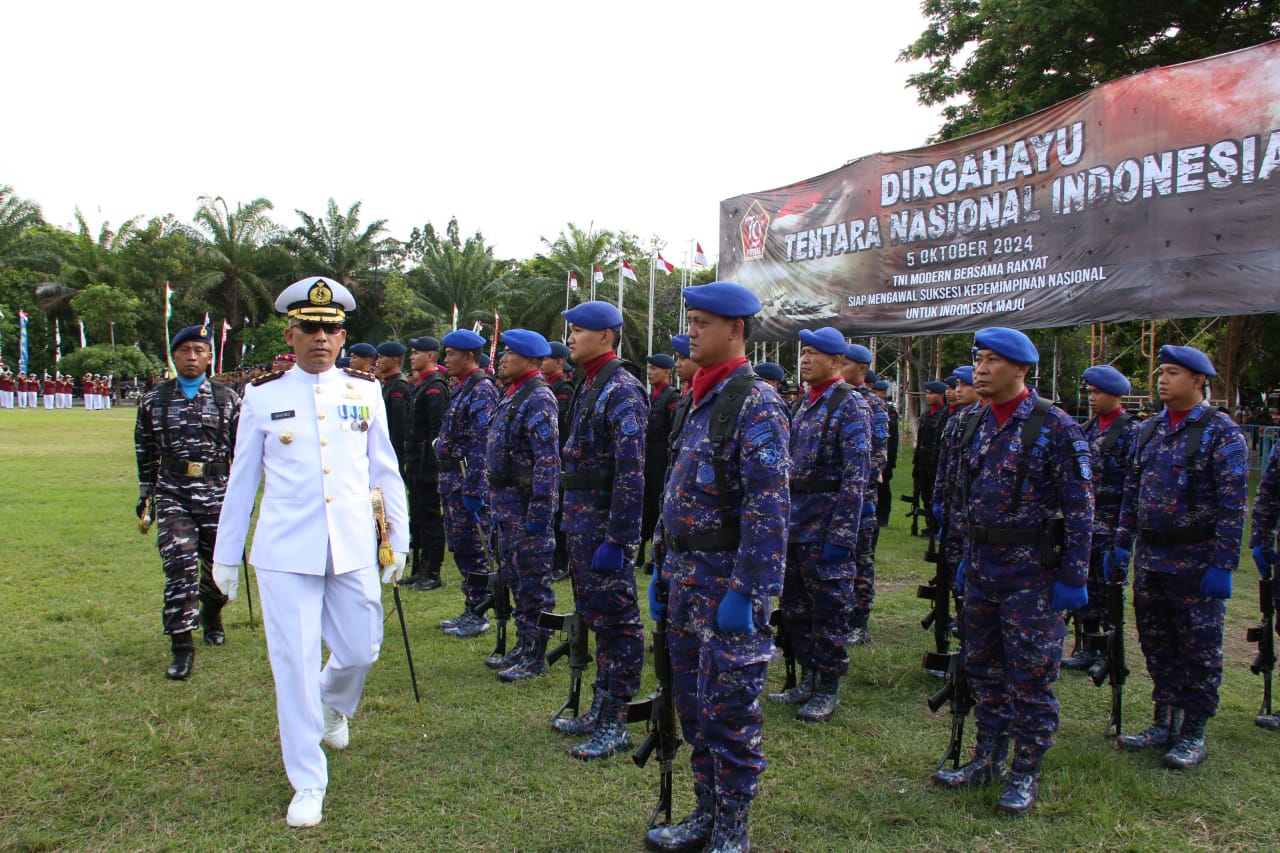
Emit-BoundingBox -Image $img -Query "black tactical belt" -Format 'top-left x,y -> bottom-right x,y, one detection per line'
159,458 -> 229,477
790,478 -> 839,494
437,458 -> 463,472
970,526 -> 1043,546
488,470 -> 533,490
1140,525 -> 1215,546
666,525 -> 741,554
1095,495 -> 1123,506
562,472 -> 614,491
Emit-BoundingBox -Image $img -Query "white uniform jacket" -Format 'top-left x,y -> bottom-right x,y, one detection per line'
214,366 -> 409,575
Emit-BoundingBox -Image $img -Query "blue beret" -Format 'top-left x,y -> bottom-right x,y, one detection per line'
170,325 -> 211,352
376,341 -> 407,357
335,357 -> 351,368
547,341 -> 571,360
442,329 -> 486,351
563,300 -> 623,330
924,380 -> 948,394
409,336 -> 440,352
873,380 -> 890,391
683,281 -> 762,317
866,370 -> 878,383
1082,364 -> 1131,395
670,334 -> 691,358
755,362 -> 785,381
349,342 -> 378,358
478,353 -> 491,368
646,354 -> 675,369
973,327 -> 1039,364
798,326 -> 846,356
845,344 -> 873,364
944,376 -> 959,389
1158,344 -> 1216,377
500,329 -> 551,359
953,366 -> 974,386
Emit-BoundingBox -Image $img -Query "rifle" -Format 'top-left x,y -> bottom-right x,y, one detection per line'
468,513 -> 509,665
541,604 -> 590,722
1084,574 -> 1128,738
1247,577 -> 1279,730
924,601 -> 973,770
768,607 -> 796,692
899,492 -> 927,538
626,597 -> 681,830
916,533 -> 951,657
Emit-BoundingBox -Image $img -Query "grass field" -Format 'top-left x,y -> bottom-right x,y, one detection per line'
1,406 -> 1277,852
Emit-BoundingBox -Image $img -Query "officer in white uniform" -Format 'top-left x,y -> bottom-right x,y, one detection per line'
212,276 -> 409,828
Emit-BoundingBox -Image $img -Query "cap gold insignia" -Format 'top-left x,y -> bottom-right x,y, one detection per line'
200,328 -> 208,337
309,280 -> 333,306
280,429 -> 294,445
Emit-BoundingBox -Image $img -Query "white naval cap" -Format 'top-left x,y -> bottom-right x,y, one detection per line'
274,276 -> 356,322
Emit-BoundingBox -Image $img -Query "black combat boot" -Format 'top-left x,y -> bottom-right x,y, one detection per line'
440,606 -> 471,630
796,673 -> 841,722
166,632 -> 195,681
645,782 -> 715,851
995,743 -> 1043,815
417,564 -> 443,591
445,609 -> 491,638
704,796 -> 750,853
932,730 -> 1009,788
200,604 -> 226,646
766,668 -> 814,705
570,695 -> 632,760
849,614 -> 871,646
1162,715 -> 1208,770
498,636 -> 547,682
486,632 -> 527,670
553,690 -> 604,736
1117,703 -> 1179,750
1062,619 -> 1100,670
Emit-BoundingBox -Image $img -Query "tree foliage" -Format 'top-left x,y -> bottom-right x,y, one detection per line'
57,343 -> 163,380
70,284 -> 142,345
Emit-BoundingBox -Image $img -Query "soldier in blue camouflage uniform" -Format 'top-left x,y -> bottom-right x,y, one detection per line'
134,325 -> 240,680
931,368 -> 983,590
556,300 -> 647,760
932,328 -> 1093,816
769,326 -> 869,723
1251,440 -> 1280,624
1062,365 -> 1140,671
841,344 -> 888,644
648,282 -> 790,853
1112,345 -> 1248,768
638,353 -> 680,570
485,330 -> 561,681
435,329 -> 500,638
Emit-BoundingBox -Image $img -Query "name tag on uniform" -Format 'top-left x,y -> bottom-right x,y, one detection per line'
271,410 -> 296,420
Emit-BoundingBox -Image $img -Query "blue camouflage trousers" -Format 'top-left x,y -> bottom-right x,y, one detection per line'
668,582 -> 771,802
780,542 -> 854,675
567,533 -> 643,700
156,493 -> 227,635
441,491 -> 491,608
963,578 -> 1065,749
852,514 -> 879,622
493,513 -> 555,640
1133,569 -> 1225,718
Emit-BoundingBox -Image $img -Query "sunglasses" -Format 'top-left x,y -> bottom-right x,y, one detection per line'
296,321 -> 344,335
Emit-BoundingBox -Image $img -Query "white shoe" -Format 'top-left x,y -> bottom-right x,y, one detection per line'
322,704 -> 349,750
286,788 -> 325,827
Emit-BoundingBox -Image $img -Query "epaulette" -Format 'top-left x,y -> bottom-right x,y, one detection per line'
251,370 -> 288,386
343,367 -> 379,382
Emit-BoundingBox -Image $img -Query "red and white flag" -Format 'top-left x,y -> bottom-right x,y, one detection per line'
568,272 -> 579,290
620,261 -> 638,282
593,266 -> 605,284
694,242 -> 708,267
655,253 -> 674,275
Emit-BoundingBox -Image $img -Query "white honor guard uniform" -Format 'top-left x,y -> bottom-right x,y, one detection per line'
213,276 -> 408,827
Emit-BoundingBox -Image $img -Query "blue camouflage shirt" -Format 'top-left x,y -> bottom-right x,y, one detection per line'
436,370 -> 499,498
787,381 -> 870,547
485,376 -> 561,532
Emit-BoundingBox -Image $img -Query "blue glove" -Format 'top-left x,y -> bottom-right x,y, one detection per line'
648,570 -> 667,621
1200,567 -> 1233,599
861,502 -> 877,518
821,543 -> 852,563
716,588 -> 755,633
932,503 -> 944,526
1110,545 -> 1131,575
590,542 -> 626,573
461,494 -> 484,513
1253,545 -> 1276,580
1102,551 -> 1127,582
1050,581 -> 1088,611
525,520 -> 548,535
955,560 -> 967,595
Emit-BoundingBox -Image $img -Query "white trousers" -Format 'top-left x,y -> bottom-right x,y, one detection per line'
255,559 -> 383,792
0,391 -> 11,408
43,394 -> 53,410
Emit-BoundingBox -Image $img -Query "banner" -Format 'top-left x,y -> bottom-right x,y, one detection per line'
719,40 -> 1280,339
18,310 -> 28,374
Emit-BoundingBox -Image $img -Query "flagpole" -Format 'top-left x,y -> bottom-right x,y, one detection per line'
647,252 -> 656,363
617,265 -> 625,360
564,271 -> 573,341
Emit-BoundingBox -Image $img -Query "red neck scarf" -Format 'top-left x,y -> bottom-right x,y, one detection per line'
505,368 -> 540,397
1096,407 -> 1122,432
582,350 -> 617,383
1167,407 -> 1193,430
543,371 -> 565,385
991,387 -> 1031,427
692,357 -> 749,405
930,402 -> 944,415
806,376 -> 841,406
650,381 -> 669,400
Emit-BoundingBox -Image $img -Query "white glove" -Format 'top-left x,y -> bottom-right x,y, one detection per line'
382,551 -> 408,584
213,562 -> 240,600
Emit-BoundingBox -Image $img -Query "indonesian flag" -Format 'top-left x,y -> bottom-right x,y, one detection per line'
694,242 -> 708,267
655,253 -> 674,275
569,272 -> 579,290
452,303 -> 459,330
593,266 -> 604,284
620,261 -> 637,282
203,311 -> 211,328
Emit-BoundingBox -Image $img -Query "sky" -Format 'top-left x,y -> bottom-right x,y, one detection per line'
4,0 -> 944,267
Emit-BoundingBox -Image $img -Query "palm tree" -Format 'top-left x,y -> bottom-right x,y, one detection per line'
285,198 -> 394,291
34,210 -> 138,319
0,185 -> 45,269
407,218 -> 514,333
187,196 -> 283,340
